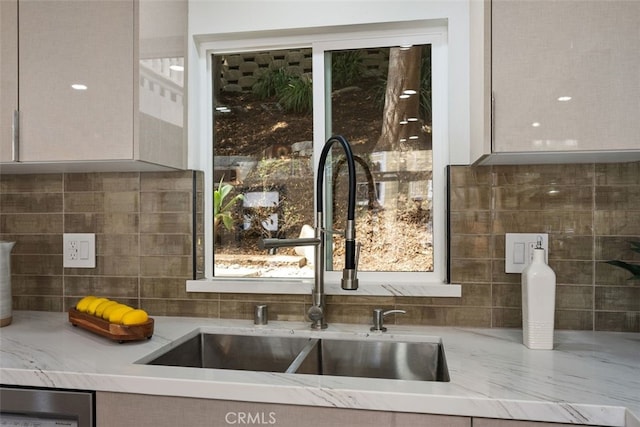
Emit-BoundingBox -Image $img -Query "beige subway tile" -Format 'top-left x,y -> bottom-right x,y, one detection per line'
141,299 -> 219,317
11,275 -> 63,296
595,186 -> 640,211
0,174 -> 63,193
549,235 -> 593,260
552,260 -> 593,285
595,311 -> 639,332
1,213 -> 63,234
493,164 -> 594,186
450,235 -> 491,259
140,277 -> 215,300
140,256 -> 191,278
400,305 -> 445,325
140,234 -> 191,256
493,211 -> 593,235
1,234 -> 61,255
596,261 -> 638,285
449,165 -> 492,187
555,310 -> 593,330
64,172 -> 139,192
220,300 -> 305,322
492,307 -> 521,328
222,293 -> 306,304
491,259 -> 521,284
140,213 -> 191,234
492,283 -> 521,308
13,295 -> 62,312
98,234 -> 138,256
595,286 -> 640,311
1,193 -> 62,213
450,186 -> 491,211
450,259 -> 491,283
64,213 -> 139,234
140,171 -> 194,191
556,285 -> 593,310
324,303 -> 382,325
325,295 -> 394,305
64,193 -> 105,212
494,186 -> 593,211
595,236 -> 640,261
449,211 -> 491,234
65,255 -> 139,277
12,254 -> 63,275
141,192 -> 192,213
594,211 -> 640,235
595,162 -> 640,185
64,276 -> 139,299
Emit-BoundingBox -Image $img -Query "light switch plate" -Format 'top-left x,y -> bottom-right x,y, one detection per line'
505,233 -> 548,273
63,233 -> 96,268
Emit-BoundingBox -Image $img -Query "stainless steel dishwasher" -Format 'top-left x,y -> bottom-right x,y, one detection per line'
0,385 -> 95,427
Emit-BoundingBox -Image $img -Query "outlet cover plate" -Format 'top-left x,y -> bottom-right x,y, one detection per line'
63,233 -> 96,268
505,233 -> 548,273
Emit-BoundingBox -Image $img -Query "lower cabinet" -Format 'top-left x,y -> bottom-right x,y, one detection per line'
473,418 -> 592,427
96,392 -> 471,427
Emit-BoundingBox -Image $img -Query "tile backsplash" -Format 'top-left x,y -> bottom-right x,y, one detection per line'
0,162 -> 638,332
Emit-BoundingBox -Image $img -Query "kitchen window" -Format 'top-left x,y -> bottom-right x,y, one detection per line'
189,22 -> 459,296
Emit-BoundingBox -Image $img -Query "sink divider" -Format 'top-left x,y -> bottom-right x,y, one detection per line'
285,338 -> 319,374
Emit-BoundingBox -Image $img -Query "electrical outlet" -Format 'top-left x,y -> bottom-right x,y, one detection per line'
505,233 -> 548,273
63,233 -> 95,268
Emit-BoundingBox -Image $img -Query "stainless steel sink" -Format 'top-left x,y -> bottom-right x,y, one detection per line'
294,338 -> 449,381
146,333 -> 314,372
142,333 -> 449,382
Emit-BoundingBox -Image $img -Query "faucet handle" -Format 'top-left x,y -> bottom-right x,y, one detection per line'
370,308 -> 406,332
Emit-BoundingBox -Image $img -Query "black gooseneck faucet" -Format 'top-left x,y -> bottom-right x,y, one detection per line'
261,135 -> 359,329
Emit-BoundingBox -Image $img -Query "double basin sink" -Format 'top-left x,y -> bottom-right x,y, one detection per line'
140,332 -> 450,382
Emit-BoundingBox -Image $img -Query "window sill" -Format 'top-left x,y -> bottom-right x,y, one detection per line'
186,279 -> 461,297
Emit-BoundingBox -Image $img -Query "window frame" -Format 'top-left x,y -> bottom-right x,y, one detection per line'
188,20 -> 461,297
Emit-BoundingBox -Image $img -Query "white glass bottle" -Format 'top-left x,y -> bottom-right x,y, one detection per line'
521,242 -> 556,349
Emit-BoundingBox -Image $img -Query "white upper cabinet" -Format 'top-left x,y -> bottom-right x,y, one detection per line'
0,0 -> 18,163
475,0 -> 640,164
1,0 -> 187,173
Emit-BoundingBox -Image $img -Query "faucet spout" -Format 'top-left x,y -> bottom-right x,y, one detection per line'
260,135 -> 359,330
317,135 -> 359,291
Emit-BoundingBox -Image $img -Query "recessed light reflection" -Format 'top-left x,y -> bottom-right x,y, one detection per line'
407,117 -> 418,122
400,119 -> 408,125
557,96 -> 572,102
399,94 -> 410,99
409,135 -> 419,140
169,65 -> 184,71
71,84 -> 87,90
403,89 -> 417,95
532,122 -> 541,127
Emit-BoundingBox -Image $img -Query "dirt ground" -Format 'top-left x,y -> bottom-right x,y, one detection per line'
214,78 -> 433,273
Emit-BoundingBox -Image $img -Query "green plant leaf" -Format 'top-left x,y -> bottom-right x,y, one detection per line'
222,214 -> 234,231
214,190 -> 222,215
605,260 -> 640,280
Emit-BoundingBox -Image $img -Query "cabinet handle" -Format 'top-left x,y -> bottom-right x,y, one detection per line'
12,110 -> 20,162
491,92 -> 495,151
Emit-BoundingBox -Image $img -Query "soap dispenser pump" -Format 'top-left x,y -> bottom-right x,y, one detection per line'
521,238 -> 556,350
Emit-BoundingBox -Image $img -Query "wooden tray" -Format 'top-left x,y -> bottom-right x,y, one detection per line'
68,308 -> 154,343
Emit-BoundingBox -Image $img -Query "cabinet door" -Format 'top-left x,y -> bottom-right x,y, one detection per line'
0,0 -> 17,163
492,0 -> 640,153
18,0 -> 134,162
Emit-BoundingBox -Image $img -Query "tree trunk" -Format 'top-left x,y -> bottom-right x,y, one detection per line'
375,46 -> 423,152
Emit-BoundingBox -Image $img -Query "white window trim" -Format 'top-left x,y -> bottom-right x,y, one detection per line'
187,21 -> 461,297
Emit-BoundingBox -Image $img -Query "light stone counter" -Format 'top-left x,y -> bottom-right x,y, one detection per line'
1,311 -> 638,426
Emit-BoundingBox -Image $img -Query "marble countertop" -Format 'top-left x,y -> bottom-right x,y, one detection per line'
1,311 -> 638,426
